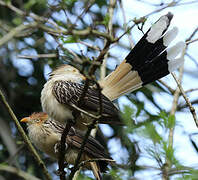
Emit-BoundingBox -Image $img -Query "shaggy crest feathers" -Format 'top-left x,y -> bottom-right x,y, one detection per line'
30,112 -> 48,122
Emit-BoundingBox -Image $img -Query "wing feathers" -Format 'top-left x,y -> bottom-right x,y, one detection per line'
66,127 -> 112,173
52,81 -> 121,123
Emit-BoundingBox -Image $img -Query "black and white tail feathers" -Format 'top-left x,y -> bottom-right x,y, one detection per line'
100,12 -> 185,101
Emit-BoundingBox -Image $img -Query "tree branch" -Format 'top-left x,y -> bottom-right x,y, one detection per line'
0,89 -> 52,180
172,72 -> 198,127
0,164 -> 41,180
0,22 -> 37,47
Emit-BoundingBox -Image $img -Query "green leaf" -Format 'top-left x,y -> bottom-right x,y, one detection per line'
142,123 -> 162,144
24,0 -> 46,10
63,0 -> 77,8
61,36 -> 78,43
95,0 -> 107,8
108,168 -> 123,180
121,105 -> 135,127
168,115 -> 176,129
162,141 -> 179,166
12,17 -> 22,25
24,0 -> 37,10
159,111 -> 176,129
103,13 -> 110,26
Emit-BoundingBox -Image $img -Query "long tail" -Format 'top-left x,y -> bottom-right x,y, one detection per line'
90,161 -> 102,180
100,12 -> 185,101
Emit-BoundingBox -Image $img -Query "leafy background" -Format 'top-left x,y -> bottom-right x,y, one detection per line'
0,0 -> 198,179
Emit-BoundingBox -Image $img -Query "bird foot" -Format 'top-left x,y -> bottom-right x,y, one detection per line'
54,163 -> 68,176
54,142 -> 68,154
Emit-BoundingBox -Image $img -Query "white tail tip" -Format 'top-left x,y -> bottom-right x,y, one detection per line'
167,41 -> 186,60
163,27 -> 179,46
146,14 -> 171,43
168,57 -> 184,72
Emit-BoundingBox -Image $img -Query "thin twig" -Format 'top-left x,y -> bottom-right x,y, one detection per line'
186,38 -> 198,45
0,89 -> 52,180
0,1 -> 115,42
78,41 -> 100,51
73,0 -> 96,25
0,0 -> 59,29
178,99 -> 198,110
0,22 -> 37,47
158,80 -> 175,94
77,158 -> 115,169
172,72 -> 198,128
186,27 -> 198,42
185,53 -> 198,68
70,104 -> 100,119
68,81 -> 102,180
69,34 -> 110,180
5,145 -> 24,166
68,117 -> 100,180
100,0 -> 116,81
42,25 -> 114,42
185,88 -> 198,94
18,54 -> 57,59
144,1 -> 178,17
58,120 -> 74,180
0,164 -> 41,180
54,38 -> 83,64
119,0 -> 134,48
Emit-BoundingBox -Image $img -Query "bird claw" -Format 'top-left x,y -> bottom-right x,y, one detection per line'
54,169 -> 65,176
54,142 -> 68,154
54,143 -> 59,154
54,163 -> 68,176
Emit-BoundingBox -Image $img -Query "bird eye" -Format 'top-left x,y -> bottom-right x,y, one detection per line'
35,119 -> 40,123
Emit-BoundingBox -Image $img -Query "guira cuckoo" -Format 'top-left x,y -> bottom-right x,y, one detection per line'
21,112 -> 113,180
41,13 -> 185,130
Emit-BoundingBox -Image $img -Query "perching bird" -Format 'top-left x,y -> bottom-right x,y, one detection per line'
41,13 -> 185,130
21,112 -> 113,180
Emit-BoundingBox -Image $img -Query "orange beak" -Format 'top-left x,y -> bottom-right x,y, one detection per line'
20,117 -> 29,123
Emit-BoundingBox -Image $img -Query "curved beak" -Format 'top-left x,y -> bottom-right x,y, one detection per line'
20,117 -> 29,123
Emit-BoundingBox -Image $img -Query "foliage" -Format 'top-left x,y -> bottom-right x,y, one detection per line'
0,0 -> 198,179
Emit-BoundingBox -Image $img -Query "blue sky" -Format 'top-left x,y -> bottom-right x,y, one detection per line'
14,0 -> 198,179
118,1 -> 198,179
44,1 -> 198,179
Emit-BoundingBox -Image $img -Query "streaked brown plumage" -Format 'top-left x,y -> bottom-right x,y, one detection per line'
21,112 -> 113,180
41,13 -> 185,131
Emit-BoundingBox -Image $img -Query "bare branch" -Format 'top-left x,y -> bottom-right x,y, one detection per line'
0,22 -> 37,47
158,80 -> 175,94
18,54 -> 57,59
0,164 -> 41,180
163,60 -> 185,180
57,120 -> 74,180
78,41 -> 100,51
68,117 -> 100,180
186,27 -> 198,42
0,89 -> 52,180
186,38 -> 198,45
172,72 -> 198,128
119,0 -> 135,48
185,88 -> 198,94
78,158 -> 115,169
0,117 -> 18,167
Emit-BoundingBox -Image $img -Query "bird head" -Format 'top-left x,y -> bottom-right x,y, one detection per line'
49,65 -> 86,82
21,112 -> 48,125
